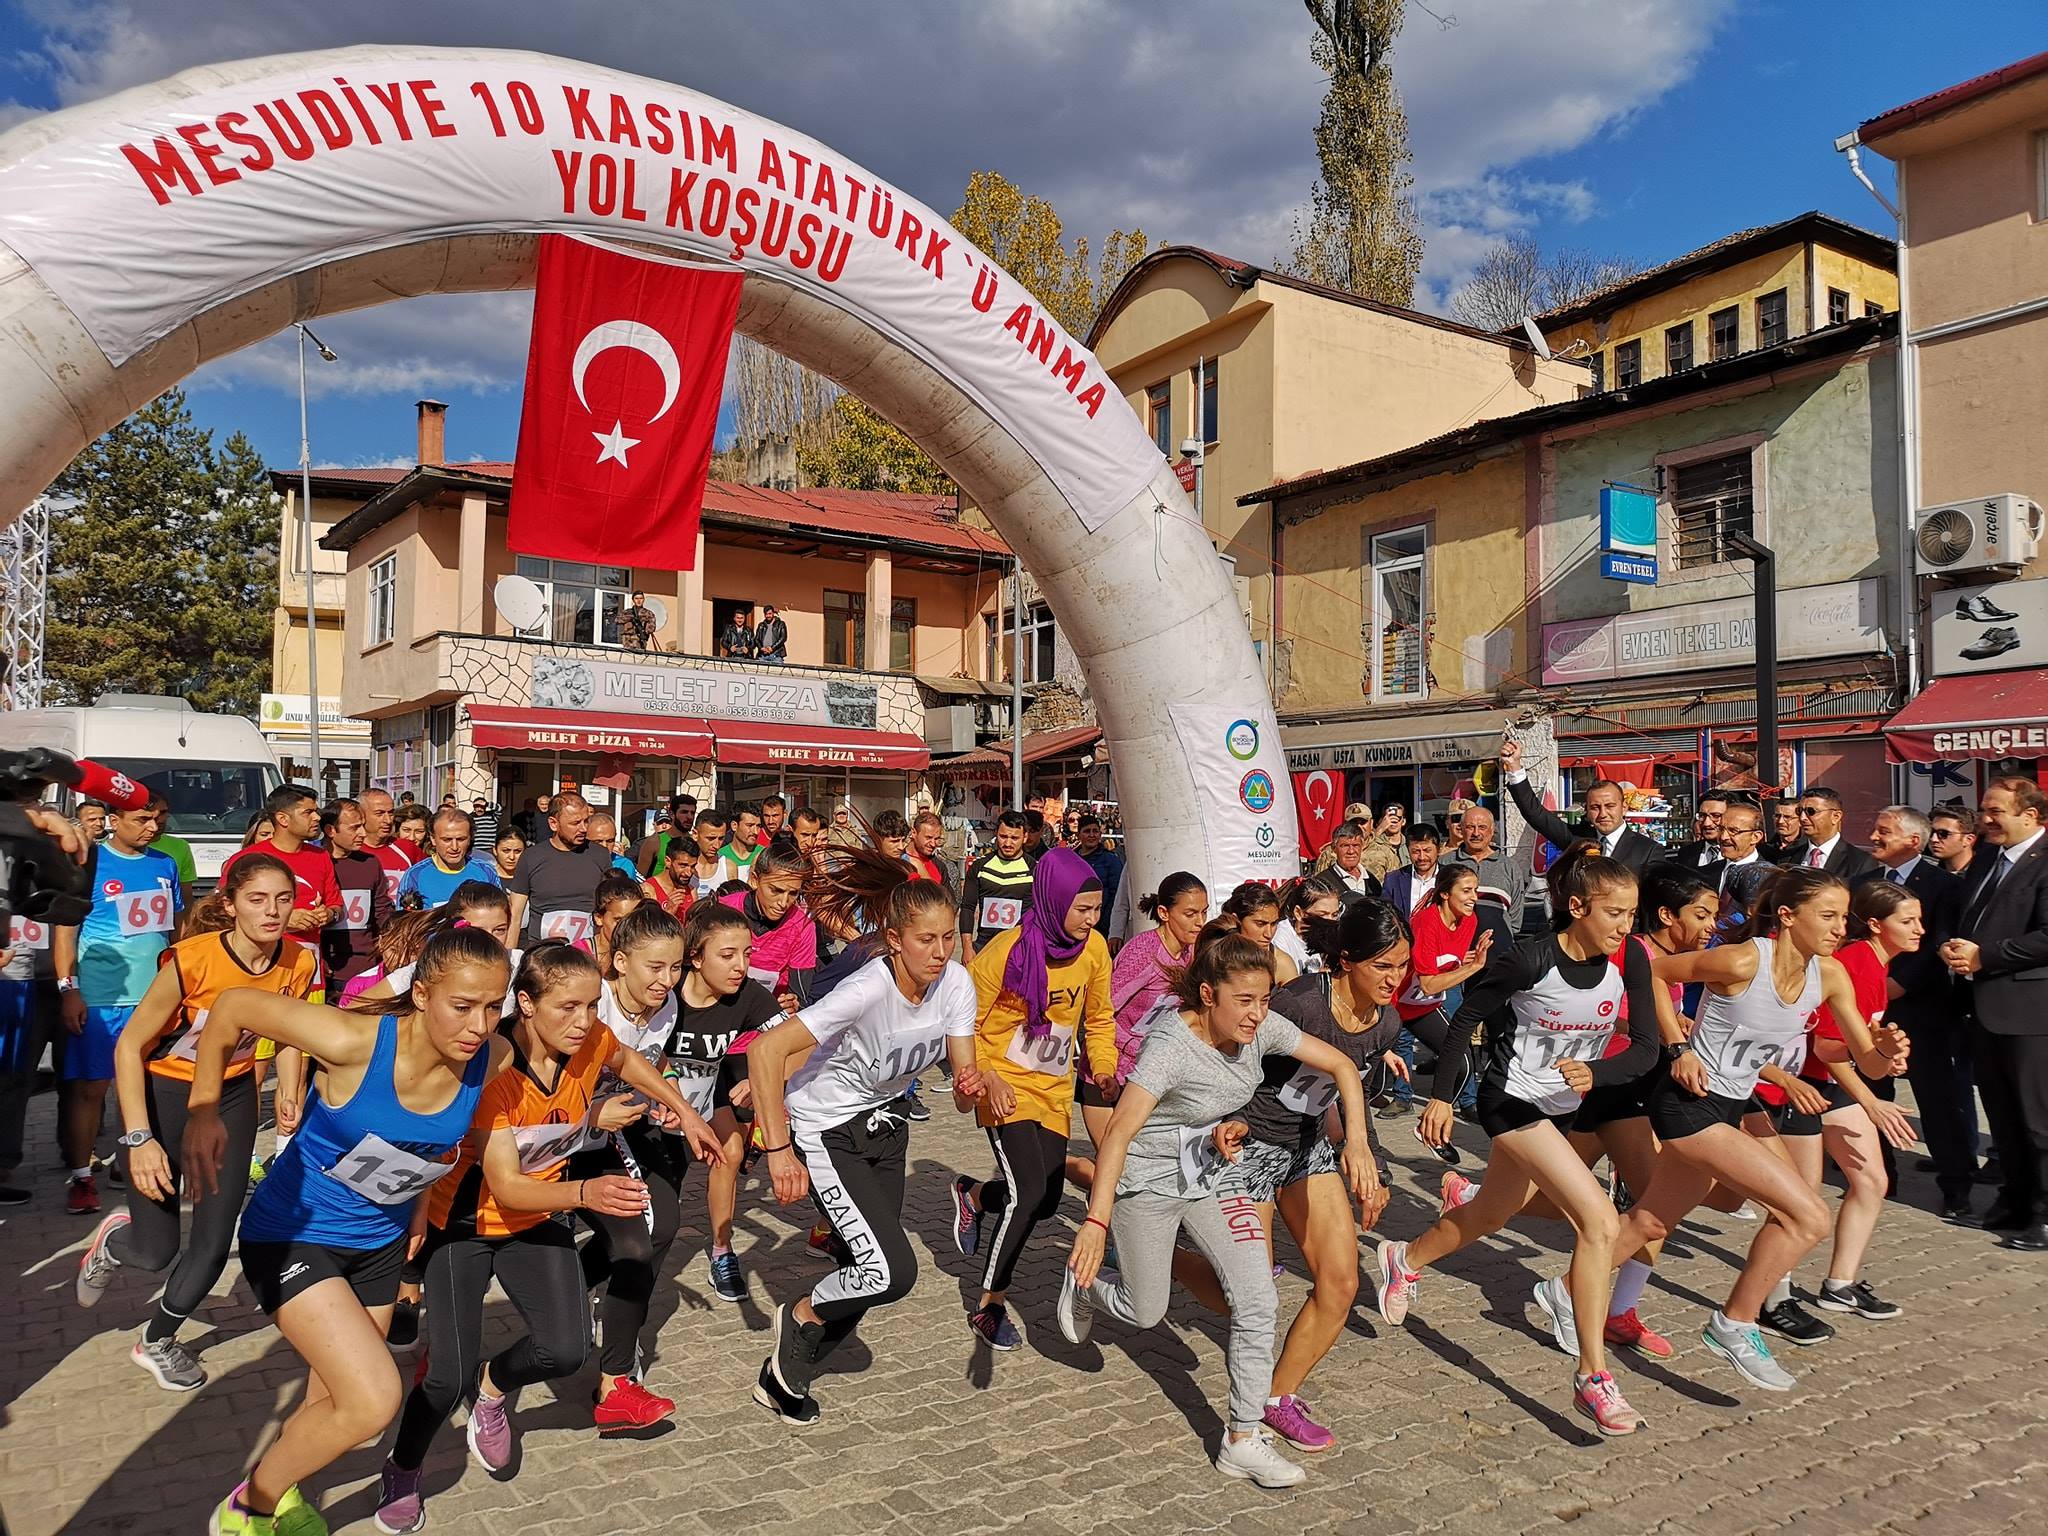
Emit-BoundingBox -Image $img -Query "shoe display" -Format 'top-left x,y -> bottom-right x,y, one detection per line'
1960,626 -> 2020,660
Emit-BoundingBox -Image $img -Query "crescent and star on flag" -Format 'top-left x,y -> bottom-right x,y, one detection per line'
572,318 -> 682,468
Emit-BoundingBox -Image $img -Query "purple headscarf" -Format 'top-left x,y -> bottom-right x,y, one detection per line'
1002,845 -> 1101,1039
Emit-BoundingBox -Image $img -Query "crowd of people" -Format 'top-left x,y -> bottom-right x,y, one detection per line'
0,735 -> 2042,1527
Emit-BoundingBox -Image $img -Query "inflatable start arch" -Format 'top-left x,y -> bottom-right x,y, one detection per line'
0,46 -> 1296,897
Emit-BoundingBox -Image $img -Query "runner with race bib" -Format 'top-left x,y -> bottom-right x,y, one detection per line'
958,810 -> 1034,960
1374,847 -> 1660,1438
1058,930 -> 1375,1490
180,924 -> 510,1536
719,840 -> 817,1007
75,856 -> 316,1393
375,943 -> 718,1532
321,799 -> 397,994
506,791 -> 613,946
947,848 -> 1113,1352
747,844 -> 981,1428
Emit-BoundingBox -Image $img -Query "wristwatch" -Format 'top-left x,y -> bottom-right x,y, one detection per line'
118,1129 -> 155,1149
56,976 -> 79,993
1661,1041 -> 1694,1064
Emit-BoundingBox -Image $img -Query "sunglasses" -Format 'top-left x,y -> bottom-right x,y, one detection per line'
1796,807 -> 1825,817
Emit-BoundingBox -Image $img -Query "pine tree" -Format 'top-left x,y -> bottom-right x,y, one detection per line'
185,431 -> 280,715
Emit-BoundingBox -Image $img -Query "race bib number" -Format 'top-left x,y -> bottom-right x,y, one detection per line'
978,896 -> 1023,933
668,1065 -> 718,1118
539,910 -> 594,946
746,965 -> 781,992
510,1107 -> 605,1174
1276,1063 -> 1340,1118
116,887 -> 176,934
7,915 -> 50,951
382,869 -> 403,902
1178,1121 -> 1230,1194
322,1133 -> 459,1205
337,889 -> 372,931
1004,1021 -> 1076,1078
1516,1028 -> 1611,1075
163,1008 -> 260,1068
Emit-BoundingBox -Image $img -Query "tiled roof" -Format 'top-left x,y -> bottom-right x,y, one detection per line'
1860,50 -> 2048,144
267,465 -> 413,492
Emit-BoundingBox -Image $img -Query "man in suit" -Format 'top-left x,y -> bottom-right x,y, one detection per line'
1940,776 -> 2048,1251
1324,820 -> 1384,907
1928,804 -> 1979,875
1498,735 -> 1662,874
1707,800 -> 1770,898
1383,823 -> 1443,924
1793,785 -> 1881,884
1870,804 -> 1976,1220
1766,798 -> 1810,866
1663,790 -> 1731,871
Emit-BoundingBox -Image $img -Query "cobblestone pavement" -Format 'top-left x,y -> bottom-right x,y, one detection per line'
2,1078 -> 2044,1536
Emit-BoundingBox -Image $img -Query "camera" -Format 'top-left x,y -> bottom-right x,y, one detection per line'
0,748 -> 98,941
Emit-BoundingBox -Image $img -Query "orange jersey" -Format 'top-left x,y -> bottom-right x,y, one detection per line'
147,932 -> 319,1083
429,1023 -> 620,1240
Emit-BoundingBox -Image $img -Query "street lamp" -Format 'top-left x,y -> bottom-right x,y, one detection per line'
295,322 -> 338,793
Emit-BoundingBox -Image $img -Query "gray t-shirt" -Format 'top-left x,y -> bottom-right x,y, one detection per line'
1121,999 -> 1302,1198
508,839 -> 616,941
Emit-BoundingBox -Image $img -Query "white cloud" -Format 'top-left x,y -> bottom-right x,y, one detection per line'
190,293 -> 535,397
0,100 -> 43,133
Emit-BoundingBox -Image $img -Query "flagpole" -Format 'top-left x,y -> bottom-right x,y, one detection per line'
1010,561 -> 1024,812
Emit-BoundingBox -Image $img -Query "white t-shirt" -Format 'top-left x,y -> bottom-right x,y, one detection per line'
784,956 -> 975,1137
598,978 -> 677,1068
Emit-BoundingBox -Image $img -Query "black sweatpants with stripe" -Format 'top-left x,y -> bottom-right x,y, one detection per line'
799,1107 -> 916,1362
976,1119 -> 1069,1294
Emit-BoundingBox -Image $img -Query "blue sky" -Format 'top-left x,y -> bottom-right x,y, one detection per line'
1,0 -> 2042,475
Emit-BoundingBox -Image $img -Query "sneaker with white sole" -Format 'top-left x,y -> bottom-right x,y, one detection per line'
1574,1370 -> 1644,1436
132,1333 -> 205,1391
951,1175 -> 982,1258
1531,1276 -> 1578,1356
76,1209 -> 129,1307
1214,1428 -> 1306,1488
1056,1266 -> 1094,1345
1439,1170 -> 1476,1214
1373,1240 -> 1418,1326
1815,1278 -> 1900,1320
1703,1315 -> 1797,1391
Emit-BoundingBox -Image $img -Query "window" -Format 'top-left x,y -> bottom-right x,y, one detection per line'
1756,288 -> 1788,348
824,589 -> 863,668
1665,322 -> 1694,374
889,597 -> 915,671
1367,526 -> 1427,700
1588,351 -> 1604,392
988,601 -> 1058,685
514,555 -> 632,646
1865,299 -> 1884,318
1146,381 -> 1172,456
1828,287 -> 1850,326
1670,451 -> 1755,569
1614,339 -> 1643,389
1709,306 -> 1739,360
1196,358 -> 1219,443
367,553 -> 396,646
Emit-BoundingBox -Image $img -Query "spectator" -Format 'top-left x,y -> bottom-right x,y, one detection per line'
753,603 -> 788,663
873,808 -> 913,869
634,792 -> 698,875
1021,809 -> 1049,862
718,609 -> 756,658
723,802 -> 764,883
586,811 -> 642,877
1441,802 -> 1531,955
74,798 -> 108,844
1074,814 -> 1124,930
1767,797 -> 1810,866
619,590 -> 659,651
1666,790 -> 1731,871
1324,821 -> 1382,905
758,794 -> 788,844
1359,800 -> 1409,881
1929,805 -> 1979,875
1383,823 -> 1442,920
396,803 -> 431,851
468,795 -> 500,853
1711,801 -> 1768,897
826,802 -> 860,848
1795,785 -> 1881,883
906,809 -> 956,887
1499,735 -> 1661,873
144,794 -> 197,907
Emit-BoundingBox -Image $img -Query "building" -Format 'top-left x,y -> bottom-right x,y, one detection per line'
320,404 -> 1019,836
1850,53 -> 2048,798
1532,211 -> 1898,394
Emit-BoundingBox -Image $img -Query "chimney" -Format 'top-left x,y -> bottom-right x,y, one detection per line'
416,399 -> 448,466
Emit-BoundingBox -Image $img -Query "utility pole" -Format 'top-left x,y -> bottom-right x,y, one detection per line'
295,323 -> 339,789
1010,562 -> 1025,811
1728,532 -> 1778,798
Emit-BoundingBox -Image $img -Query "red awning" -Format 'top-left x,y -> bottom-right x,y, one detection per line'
1885,668 -> 2048,763
927,725 -> 1104,780
712,721 -> 931,770
467,705 -> 714,758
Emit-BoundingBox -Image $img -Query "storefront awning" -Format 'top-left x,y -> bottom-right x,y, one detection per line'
927,725 -> 1103,780
467,706 -> 714,758
1885,669 -> 2048,763
712,721 -> 932,770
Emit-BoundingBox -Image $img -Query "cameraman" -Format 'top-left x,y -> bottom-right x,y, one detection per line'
0,804 -> 93,1207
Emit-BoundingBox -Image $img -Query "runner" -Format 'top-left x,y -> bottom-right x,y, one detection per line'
948,847 -> 1113,1349
1272,873 -> 1344,978
640,840 -> 696,919
588,872 -> 644,972
723,802 -> 764,885
1219,881 -> 1300,985
585,812 -> 642,878
1374,847 -> 1661,1435
395,809 -> 500,910
871,810 -> 914,871
959,811 -> 1035,962
1388,864 -> 1493,1120
396,804 -> 432,853
52,800 -> 184,1214
75,855 -> 317,1390
184,923 -> 511,1536
359,788 -> 420,906
490,826 -> 525,885
720,840 -> 816,1008
683,808 -> 740,901
322,799 -> 397,994
906,810 -> 953,887
1058,931 -> 1377,1488
1109,872 -> 1210,1093
374,942 -> 717,1532
506,792 -> 613,947
1596,868 -> 1908,1393
748,843 -> 982,1426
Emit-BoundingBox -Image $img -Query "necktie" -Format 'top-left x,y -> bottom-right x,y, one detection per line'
1962,855 -> 2007,935
1807,845 -> 1825,869
1890,866 -> 1907,886
1602,832 -> 1616,857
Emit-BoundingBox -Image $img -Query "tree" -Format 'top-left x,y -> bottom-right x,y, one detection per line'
45,389 -> 279,715
797,395 -> 954,494
1448,234 -> 1641,331
1281,0 -> 1425,305
715,337 -> 839,487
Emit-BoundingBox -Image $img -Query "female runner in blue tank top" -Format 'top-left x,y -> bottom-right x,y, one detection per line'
180,924 -> 514,1536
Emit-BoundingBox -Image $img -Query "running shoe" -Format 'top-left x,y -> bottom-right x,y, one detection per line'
466,1389 -> 514,1471
372,1459 -> 424,1535
1757,1298 -> 1835,1347
132,1333 -> 205,1392
209,1483 -> 275,1535
1703,1316 -> 1797,1391
593,1377 -> 674,1430
0,1182 -> 30,1205
65,1174 -> 99,1216
968,1303 -> 1021,1350
272,1485 -> 327,1536
1727,1201 -> 1760,1221
901,1080 -> 932,1122
1213,1428 -> 1306,1488
1604,1309 -> 1674,1359
385,1297 -> 420,1348
1374,1099 -> 1412,1119
708,1250 -> 746,1303
247,1155 -> 267,1188
1573,1371 -> 1644,1436
807,1224 -> 851,1266
1056,1266 -> 1095,1345
1412,1123 -> 1460,1166
1531,1276 -> 1577,1356
1373,1240 -> 1418,1326
76,1208 -> 129,1307
1439,1170 -> 1476,1215
768,1299 -> 825,1402
752,1359 -> 821,1426
1262,1394 -> 1334,1453
951,1175 -> 983,1257
1815,1279 -> 1901,1320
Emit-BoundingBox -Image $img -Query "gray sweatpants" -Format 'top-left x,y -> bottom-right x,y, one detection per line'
1088,1187 -> 1277,1433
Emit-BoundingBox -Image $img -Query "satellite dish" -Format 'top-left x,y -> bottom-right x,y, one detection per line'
643,594 -> 670,630
1520,316 -> 1554,361
494,574 -> 548,632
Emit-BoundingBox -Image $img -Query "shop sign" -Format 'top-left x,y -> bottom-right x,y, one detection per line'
1541,578 -> 1882,685
529,653 -> 878,728
1285,730 -> 1499,772
1598,486 -> 1658,586
260,693 -> 370,738
1927,575 -> 2048,678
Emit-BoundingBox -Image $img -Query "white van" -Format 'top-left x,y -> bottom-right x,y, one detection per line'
0,694 -> 282,884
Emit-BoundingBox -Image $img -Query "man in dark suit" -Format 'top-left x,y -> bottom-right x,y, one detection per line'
1382,823 -> 1443,925
1792,785 -> 1881,884
1497,736 -> 1662,875
1870,804 -> 1977,1220
1940,776 -> 2048,1251
1663,789 -> 1731,872
1765,798 -> 1810,866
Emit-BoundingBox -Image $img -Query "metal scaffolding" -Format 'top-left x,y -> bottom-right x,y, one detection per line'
1,497 -> 50,710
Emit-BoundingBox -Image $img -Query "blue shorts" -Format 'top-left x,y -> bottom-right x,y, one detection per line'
61,1004 -> 130,1081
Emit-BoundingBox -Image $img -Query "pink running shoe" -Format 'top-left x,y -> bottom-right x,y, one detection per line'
466,1389 -> 513,1471
1374,1240 -> 1418,1326
1262,1394 -> 1334,1452
1440,1170 -> 1476,1214
1574,1370 -> 1644,1436
1605,1308 -> 1675,1359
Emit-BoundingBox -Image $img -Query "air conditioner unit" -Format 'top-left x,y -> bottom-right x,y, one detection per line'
1915,494 -> 2043,578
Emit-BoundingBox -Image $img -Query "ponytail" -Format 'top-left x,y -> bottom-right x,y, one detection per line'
1137,870 -> 1207,922
1169,929 -> 1275,1012
1301,896 -> 1407,973
512,938 -> 602,1014
1544,842 -> 1636,930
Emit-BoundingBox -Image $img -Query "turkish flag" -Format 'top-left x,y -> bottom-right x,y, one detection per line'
507,235 -> 742,571
1293,770 -> 1343,859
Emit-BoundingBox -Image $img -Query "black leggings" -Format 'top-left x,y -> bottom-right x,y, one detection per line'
569,1132 -> 683,1379
976,1120 -> 1068,1295
799,1107 -> 916,1362
114,1072 -> 256,1340
390,1220 -> 589,1470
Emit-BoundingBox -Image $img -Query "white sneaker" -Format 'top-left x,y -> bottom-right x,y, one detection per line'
1056,1266 -> 1094,1345
1728,1201 -> 1760,1221
76,1210 -> 129,1307
1703,1315 -> 1797,1392
1531,1276 -> 1578,1356
1215,1428 -> 1306,1488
